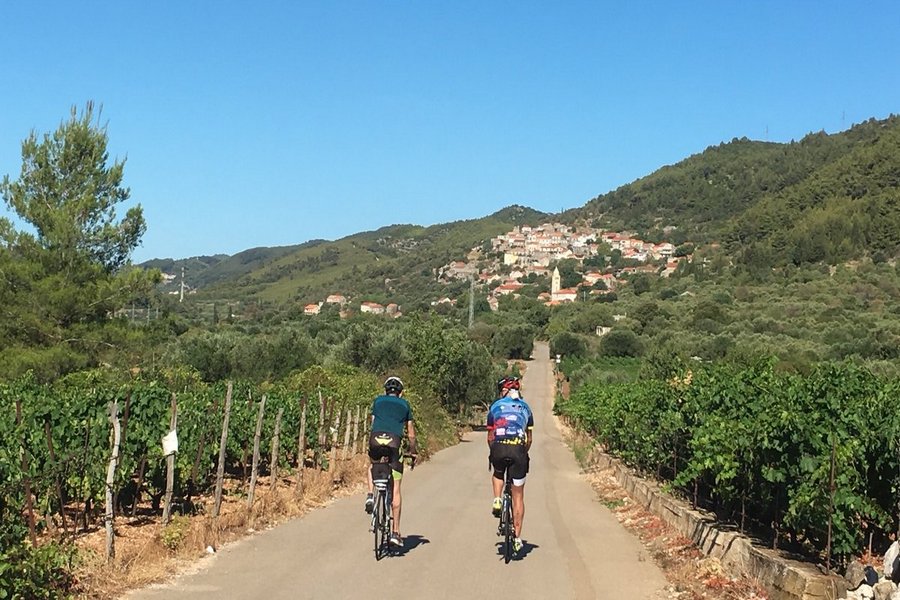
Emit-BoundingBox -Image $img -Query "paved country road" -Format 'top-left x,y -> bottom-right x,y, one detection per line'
129,342 -> 667,600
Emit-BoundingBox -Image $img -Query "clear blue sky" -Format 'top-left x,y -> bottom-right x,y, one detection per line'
2,2 -> 898,262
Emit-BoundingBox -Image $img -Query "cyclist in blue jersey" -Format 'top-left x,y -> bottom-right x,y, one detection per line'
365,376 -> 417,548
487,375 -> 533,554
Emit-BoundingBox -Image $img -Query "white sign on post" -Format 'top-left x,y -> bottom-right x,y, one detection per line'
162,429 -> 179,456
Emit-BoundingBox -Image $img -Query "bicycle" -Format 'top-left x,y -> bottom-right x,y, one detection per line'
370,459 -> 394,560
496,458 -> 515,563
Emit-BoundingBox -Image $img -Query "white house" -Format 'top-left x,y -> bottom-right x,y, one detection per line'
553,288 -> 578,302
360,302 -> 385,315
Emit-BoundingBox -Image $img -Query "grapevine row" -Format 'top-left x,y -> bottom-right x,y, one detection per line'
0,364 -> 399,546
555,360 -> 900,565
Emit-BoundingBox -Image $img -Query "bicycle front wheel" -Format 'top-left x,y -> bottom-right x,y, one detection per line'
503,494 -> 513,564
373,491 -> 387,559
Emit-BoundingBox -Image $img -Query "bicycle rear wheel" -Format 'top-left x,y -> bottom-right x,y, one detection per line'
373,490 -> 387,559
502,480 -> 513,563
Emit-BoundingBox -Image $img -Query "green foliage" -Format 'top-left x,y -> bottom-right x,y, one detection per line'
1,103 -> 145,272
0,103 -> 158,380
598,328 -> 643,358
557,360 -> 900,563
492,324 -> 535,360
550,331 -> 586,359
403,317 -> 495,413
554,259 -> 582,289
161,516 -> 191,551
0,539 -> 78,599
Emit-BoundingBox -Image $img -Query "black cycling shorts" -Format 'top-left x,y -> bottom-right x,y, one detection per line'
368,431 -> 403,475
489,441 -> 529,483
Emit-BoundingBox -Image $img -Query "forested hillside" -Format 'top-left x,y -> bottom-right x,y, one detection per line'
156,205 -> 548,307
566,115 -> 900,267
143,244 -> 309,290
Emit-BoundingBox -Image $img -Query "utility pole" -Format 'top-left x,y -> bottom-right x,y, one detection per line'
468,277 -> 475,329
180,266 -> 185,303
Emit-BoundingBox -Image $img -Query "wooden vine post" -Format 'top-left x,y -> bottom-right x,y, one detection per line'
295,397 -> 308,496
352,405 -> 360,456
213,382 -> 234,518
329,409 -> 341,478
105,399 -> 121,563
342,409 -> 352,461
162,393 -> 178,524
241,390 -> 253,486
247,394 -> 267,507
316,388 -> 326,468
15,398 -> 37,545
270,407 -> 284,489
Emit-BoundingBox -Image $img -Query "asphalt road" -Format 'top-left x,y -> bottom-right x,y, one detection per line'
129,342 -> 667,599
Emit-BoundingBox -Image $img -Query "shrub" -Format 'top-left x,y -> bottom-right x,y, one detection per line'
161,516 -> 191,551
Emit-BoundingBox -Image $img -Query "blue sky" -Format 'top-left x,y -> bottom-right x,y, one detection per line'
1,2 -> 898,262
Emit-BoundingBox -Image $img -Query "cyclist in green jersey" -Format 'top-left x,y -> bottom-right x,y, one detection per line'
365,376 -> 417,547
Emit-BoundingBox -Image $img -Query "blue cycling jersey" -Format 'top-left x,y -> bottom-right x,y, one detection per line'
486,396 -> 534,443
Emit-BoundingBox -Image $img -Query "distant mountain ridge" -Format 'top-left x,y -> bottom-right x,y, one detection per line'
143,115 -> 900,304
142,205 -> 549,303
142,245 -> 306,291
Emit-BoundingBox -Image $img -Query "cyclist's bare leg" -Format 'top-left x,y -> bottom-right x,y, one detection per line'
391,478 -> 402,534
366,463 -> 374,495
491,475 -> 503,499
511,484 -> 525,538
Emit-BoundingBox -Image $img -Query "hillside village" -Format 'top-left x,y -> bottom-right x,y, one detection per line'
437,222 -> 688,310
296,222 -> 693,317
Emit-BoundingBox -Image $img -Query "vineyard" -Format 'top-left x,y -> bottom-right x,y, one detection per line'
555,359 -> 900,569
0,364 -> 450,597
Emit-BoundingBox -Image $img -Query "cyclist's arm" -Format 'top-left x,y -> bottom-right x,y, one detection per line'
525,411 -> 534,451
406,419 -> 417,455
486,408 -> 495,447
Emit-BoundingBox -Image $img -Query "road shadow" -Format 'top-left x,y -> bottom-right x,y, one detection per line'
494,540 -> 539,561
393,534 -> 430,557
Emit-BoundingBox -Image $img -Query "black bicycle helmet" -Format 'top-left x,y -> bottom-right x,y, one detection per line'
384,376 -> 404,394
